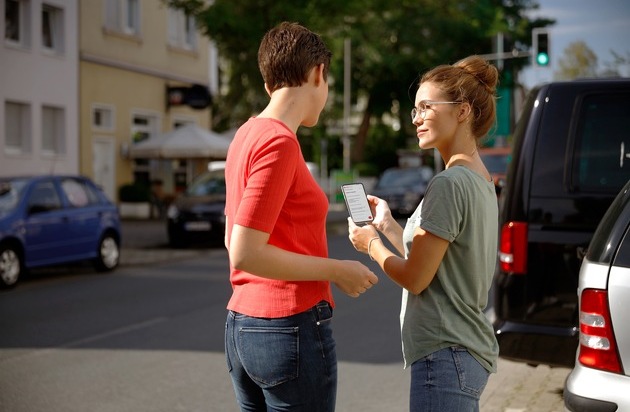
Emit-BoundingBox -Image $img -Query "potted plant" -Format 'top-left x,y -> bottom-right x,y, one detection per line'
118,182 -> 151,219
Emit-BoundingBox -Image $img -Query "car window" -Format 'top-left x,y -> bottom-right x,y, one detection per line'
571,92 -> 630,193
0,179 -> 27,215
375,168 -> 432,189
61,178 -> 99,208
28,181 -> 62,211
187,169 -> 226,196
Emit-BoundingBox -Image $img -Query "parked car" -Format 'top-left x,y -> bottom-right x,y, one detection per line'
0,175 -> 121,288
371,166 -> 434,217
167,167 -> 226,247
564,178 -> 630,412
479,146 -> 511,195
490,78 -> 630,368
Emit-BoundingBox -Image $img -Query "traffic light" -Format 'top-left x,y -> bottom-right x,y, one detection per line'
532,28 -> 550,66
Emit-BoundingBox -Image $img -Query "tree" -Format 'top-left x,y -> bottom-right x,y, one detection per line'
555,41 -> 598,80
601,50 -> 630,77
166,0 -> 548,174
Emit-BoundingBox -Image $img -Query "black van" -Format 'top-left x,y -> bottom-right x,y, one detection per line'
490,78 -> 630,367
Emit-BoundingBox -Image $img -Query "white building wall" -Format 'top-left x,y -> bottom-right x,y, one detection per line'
0,0 -> 79,176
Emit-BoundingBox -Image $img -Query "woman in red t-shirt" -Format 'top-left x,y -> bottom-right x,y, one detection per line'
223,22 -> 378,412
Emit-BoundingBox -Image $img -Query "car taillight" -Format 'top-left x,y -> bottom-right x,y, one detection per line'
578,289 -> 622,374
498,222 -> 527,274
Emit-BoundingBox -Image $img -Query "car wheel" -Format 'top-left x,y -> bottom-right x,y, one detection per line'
0,245 -> 22,288
94,234 -> 120,272
168,228 -> 186,248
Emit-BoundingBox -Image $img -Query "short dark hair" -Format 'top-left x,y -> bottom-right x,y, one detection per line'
258,22 -> 332,93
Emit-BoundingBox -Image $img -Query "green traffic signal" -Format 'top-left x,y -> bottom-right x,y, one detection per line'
533,29 -> 550,67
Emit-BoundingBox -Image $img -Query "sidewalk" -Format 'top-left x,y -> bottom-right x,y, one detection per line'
118,218 -> 209,266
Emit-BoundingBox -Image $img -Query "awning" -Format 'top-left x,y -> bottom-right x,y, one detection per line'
129,124 -> 231,159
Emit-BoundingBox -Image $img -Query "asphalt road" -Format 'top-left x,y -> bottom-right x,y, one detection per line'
0,217 -> 571,411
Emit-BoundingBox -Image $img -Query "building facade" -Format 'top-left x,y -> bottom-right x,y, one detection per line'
80,0 -> 214,201
1,0 -> 79,176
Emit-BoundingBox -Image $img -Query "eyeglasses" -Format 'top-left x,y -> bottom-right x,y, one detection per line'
411,100 -> 462,121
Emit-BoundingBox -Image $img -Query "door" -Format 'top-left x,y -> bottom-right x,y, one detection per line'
92,137 -> 116,201
23,180 -> 66,265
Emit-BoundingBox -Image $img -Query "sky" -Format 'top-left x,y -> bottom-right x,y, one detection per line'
519,0 -> 630,89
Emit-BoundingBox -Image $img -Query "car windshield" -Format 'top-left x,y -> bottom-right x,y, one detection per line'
0,179 -> 28,216
186,170 -> 226,196
375,168 -> 432,189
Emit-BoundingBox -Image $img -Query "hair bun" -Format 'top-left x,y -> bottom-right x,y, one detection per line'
456,55 -> 498,93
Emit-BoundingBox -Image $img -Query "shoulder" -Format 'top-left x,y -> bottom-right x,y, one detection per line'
426,169 -> 463,196
429,166 -> 491,192
237,118 -> 300,156
425,167 -> 491,207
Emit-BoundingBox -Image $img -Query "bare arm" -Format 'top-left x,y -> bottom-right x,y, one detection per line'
371,227 -> 448,294
229,224 -> 378,298
349,222 -> 447,295
367,195 -> 404,255
224,215 -> 229,249
377,216 -> 405,256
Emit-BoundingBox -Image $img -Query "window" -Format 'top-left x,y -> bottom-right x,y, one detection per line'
61,178 -> 99,208
92,104 -> 115,131
167,8 -> 197,50
4,101 -> 32,154
41,105 -> 65,154
571,93 -> 630,192
131,112 -> 159,184
5,0 -> 30,47
131,112 -> 158,144
28,181 -> 61,211
41,3 -> 64,53
104,0 -> 140,36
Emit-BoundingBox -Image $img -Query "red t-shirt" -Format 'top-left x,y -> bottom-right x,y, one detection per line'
224,117 -> 334,318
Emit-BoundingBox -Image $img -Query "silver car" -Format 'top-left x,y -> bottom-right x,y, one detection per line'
564,179 -> 630,411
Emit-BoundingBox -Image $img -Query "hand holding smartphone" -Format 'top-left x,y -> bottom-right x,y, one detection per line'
341,183 -> 373,226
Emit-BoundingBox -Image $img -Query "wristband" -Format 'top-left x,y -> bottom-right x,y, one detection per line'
368,237 -> 381,261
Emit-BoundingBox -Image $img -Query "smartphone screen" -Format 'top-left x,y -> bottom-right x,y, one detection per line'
341,183 -> 373,225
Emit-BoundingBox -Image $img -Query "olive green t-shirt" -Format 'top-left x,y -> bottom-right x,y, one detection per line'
400,165 -> 499,373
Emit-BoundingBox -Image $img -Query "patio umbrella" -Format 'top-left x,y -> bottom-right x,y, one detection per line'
129,124 -> 231,159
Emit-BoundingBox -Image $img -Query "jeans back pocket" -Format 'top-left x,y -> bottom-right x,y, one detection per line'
238,326 -> 300,389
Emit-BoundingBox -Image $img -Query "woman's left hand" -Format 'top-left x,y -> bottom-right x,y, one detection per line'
348,218 -> 379,254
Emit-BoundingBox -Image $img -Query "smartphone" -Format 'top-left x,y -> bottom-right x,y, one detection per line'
341,183 -> 373,225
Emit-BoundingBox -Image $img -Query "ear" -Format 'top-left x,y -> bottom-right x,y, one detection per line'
311,64 -> 325,87
458,102 -> 472,122
264,83 -> 272,97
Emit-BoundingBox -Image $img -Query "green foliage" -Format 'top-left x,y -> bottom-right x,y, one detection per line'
555,41 -> 598,80
165,0 -> 551,175
363,123 -> 406,174
118,183 -> 151,203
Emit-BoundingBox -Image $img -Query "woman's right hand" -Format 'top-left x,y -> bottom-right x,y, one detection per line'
367,195 -> 393,232
333,260 -> 378,298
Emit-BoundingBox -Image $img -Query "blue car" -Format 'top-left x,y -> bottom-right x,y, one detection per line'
0,175 -> 122,288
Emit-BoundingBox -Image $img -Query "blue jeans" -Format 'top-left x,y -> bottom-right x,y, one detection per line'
225,301 -> 337,411
410,346 -> 489,412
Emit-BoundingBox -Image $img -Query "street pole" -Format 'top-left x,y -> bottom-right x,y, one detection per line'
342,37 -> 351,172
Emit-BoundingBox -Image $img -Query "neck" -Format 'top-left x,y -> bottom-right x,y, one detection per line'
445,146 -> 477,169
257,89 -> 305,133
